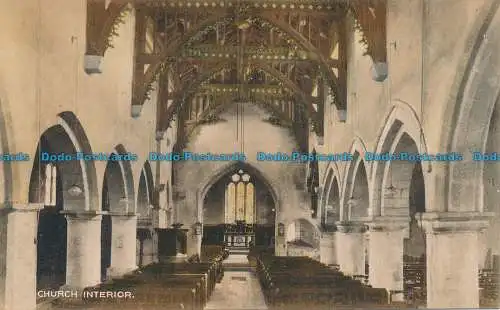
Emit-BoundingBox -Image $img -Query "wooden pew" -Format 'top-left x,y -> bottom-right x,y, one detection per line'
479,268 -> 499,307
66,260 -> 222,310
255,253 -> 391,309
403,255 -> 426,306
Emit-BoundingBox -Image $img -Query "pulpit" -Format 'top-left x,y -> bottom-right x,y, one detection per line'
224,220 -> 255,249
156,224 -> 187,262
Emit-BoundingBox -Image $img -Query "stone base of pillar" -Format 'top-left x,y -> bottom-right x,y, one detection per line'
275,236 -> 287,256
368,217 -> 408,298
419,212 -> 493,308
64,211 -> 102,289
319,232 -> 336,265
0,204 -> 43,310
186,230 -> 202,257
109,214 -> 138,277
335,222 -> 366,276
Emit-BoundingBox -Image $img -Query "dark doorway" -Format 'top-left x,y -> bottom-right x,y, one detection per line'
36,165 -> 67,290
101,181 -> 112,281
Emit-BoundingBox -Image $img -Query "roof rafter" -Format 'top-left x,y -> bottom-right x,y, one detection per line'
132,6 -> 346,113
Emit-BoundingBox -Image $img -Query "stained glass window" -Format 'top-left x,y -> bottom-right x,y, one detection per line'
224,170 -> 255,224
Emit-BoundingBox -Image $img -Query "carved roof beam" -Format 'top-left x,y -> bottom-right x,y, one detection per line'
132,11 -> 230,115
249,61 -> 317,109
196,84 -> 296,99
158,61 -> 315,132
158,61 -> 233,132
140,1 -> 343,14
139,54 -> 338,67
183,95 -> 295,143
134,9 -> 344,112
260,11 -> 344,111
86,0 -> 129,56
85,0 -> 130,74
350,0 -> 387,63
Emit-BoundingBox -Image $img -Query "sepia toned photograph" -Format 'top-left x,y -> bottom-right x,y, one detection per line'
0,0 -> 499,309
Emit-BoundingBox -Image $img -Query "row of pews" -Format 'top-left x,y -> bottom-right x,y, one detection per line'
403,255 -> 426,306
480,268 -> 499,307
53,246 -> 228,309
255,253 -> 401,310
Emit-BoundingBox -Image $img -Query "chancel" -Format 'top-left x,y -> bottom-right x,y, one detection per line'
1,0 -> 500,310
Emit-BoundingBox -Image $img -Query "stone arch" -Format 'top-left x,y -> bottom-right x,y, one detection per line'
286,218 -> 321,259
443,4 -> 500,212
0,91 -> 13,205
198,161 -> 280,223
371,102 -> 430,217
340,137 -> 369,221
29,112 -> 97,290
102,144 -> 135,213
137,161 -> 154,219
136,161 -> 156,268
100,145 -> 136,280
29,112 -> 98,211
319,163 -> 341,229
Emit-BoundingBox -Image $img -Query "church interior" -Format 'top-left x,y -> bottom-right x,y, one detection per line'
0,0 -> 500,309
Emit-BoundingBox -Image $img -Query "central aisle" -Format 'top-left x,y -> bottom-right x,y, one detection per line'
205,254 -> 268,310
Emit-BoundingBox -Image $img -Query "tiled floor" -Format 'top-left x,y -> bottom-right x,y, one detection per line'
205,269 -> 267,310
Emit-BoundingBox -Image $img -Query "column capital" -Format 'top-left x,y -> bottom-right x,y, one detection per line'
0,203 -> 44,215
417,212 -> 494,234
108,211 -> 137,218
62,210 -> 103,221
320,231 -> 336,239
367,216 -> 410,232
335,221 -> 367,233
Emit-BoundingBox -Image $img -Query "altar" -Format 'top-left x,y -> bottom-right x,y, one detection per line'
224,221 -> 254,249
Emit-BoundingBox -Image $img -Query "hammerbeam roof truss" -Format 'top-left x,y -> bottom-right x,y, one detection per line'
85,0 -> 387,132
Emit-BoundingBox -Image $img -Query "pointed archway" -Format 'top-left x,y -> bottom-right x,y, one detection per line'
29,112 -> 99,293
200,161 -> 278,255
136,161 -> 156,267
100,145 -> 136,281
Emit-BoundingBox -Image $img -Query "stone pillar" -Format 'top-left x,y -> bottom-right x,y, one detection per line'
109,214 -> 137,277
275,223 -> 287,256
319,231 -> 336,265
419,212 -> 491,308
64,212 -> 102,289
335,222 -> 366,276
0,204 -> 42,310
186,229 -> 202,257
368,216 -> 408,302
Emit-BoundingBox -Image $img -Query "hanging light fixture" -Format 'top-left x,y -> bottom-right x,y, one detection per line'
67,185 -> 83,197
278,223 -> 285,237
193,221 -> 203,235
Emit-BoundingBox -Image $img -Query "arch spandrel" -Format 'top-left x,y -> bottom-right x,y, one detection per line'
444,4 -> 500,212
28,112 -> 98,212
371,102 -> 431,216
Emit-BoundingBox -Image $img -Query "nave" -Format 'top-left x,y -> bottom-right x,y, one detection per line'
37,245 -> 421,310
1,0 -> 500,309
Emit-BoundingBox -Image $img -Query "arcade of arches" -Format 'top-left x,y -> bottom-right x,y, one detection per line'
0,0 -> 499,309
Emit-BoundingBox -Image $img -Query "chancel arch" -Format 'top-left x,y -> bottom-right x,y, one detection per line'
200,162 -> 277,250
29,112 -> 99,291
